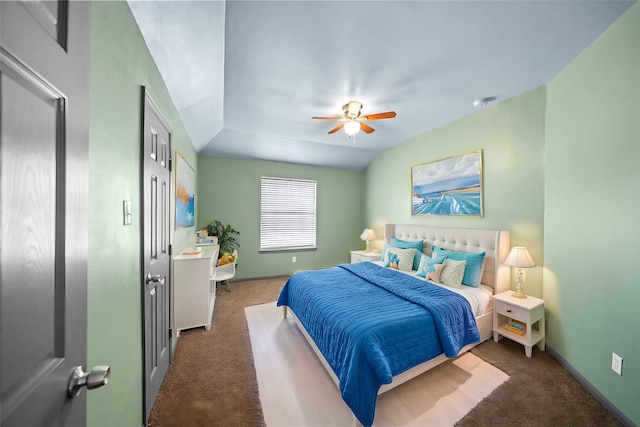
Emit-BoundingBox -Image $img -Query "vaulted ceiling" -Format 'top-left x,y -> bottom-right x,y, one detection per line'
128,0 -> 634,170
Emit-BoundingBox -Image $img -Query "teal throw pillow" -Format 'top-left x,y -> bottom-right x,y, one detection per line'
385,251 -> 400,270
384,247 -> 416,271
432,246 -> 486,287
379,242 -> 387,261
416,263 -> 436,279
415,254 -> 446,278
390,237 -> 424,270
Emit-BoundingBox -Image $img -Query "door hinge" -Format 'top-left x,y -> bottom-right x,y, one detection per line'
168,244 -> 172,256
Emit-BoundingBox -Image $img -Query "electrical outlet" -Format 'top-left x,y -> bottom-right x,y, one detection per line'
292,256 -> 296,263
612,353 -> 623,375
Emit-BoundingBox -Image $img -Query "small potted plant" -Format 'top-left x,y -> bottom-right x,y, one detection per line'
204,219 -> 240,257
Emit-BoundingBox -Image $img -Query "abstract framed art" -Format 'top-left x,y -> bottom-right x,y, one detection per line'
175,151 -> 195,228
411,150 -> 483,216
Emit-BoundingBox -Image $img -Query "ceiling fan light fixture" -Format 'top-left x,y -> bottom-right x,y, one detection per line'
345,101 -> 362,119
344,121 -> 361,136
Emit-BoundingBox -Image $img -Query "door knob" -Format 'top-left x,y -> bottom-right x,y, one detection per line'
146,273 -> 165,285
68,365 -> 111,397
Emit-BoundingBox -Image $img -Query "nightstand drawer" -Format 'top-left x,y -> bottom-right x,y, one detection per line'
496,302 -> 527,322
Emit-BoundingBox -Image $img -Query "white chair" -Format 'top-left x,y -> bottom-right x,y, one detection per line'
208,245 -> 220,288
212,249 -> 237,292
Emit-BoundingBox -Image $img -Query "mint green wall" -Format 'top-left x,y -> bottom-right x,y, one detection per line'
545,3 -> 640,424
88,2 -> 197,426
83,1 -> 638,425
365,88 -> 546,297
197,156 -> 366,279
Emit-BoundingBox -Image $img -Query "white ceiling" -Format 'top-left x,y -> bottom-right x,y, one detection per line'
128,0 -> 634,171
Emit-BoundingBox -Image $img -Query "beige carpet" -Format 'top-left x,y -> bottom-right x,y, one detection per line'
149,278 -> 622,427
246,301 -> 509,426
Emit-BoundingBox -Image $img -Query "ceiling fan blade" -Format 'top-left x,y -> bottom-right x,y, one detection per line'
360,123 -> 375,134
361,111 -> 396,121
328,124 -> 344,134
312,116 -> 343,121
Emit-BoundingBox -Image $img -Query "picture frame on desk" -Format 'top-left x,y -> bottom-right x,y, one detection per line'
196,229 -> 218,246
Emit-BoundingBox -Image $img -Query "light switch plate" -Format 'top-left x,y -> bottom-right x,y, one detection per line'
123,200 -> 132,225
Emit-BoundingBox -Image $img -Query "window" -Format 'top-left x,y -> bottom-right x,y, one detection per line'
260,177 -> 316,251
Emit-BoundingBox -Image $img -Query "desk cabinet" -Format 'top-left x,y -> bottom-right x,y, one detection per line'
173,247 -> 218,331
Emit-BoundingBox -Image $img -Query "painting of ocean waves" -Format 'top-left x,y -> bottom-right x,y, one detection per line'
411,151 -> 483,216
176,153 -> 195,227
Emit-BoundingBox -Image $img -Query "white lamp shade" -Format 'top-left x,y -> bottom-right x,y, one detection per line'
504,246 -> 536,268
360,228 -> 376,241
344,121 -> 361,136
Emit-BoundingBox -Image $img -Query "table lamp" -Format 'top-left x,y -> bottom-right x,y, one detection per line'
504,246 -> 536,298
359,228 -> 376,253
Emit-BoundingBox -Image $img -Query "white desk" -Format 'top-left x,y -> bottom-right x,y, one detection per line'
173,246 -> 219,331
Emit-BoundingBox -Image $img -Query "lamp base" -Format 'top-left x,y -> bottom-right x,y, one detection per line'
365,241 -> 371,253
512,282 -> 527,299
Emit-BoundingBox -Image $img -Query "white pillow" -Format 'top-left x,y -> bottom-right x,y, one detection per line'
440,259 -> 467,288
384,247 -> 417,271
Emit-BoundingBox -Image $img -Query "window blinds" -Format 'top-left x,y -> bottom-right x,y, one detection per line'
260,177 -> 317,251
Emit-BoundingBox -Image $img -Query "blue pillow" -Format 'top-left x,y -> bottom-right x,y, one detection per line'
379,242 -> 387,261
431,246 -> 486,287
390,237 -> 424,270
385,251 -> 400,270
416,254 -> 445,278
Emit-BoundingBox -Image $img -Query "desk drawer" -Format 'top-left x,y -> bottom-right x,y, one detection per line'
496,302 -> 527,322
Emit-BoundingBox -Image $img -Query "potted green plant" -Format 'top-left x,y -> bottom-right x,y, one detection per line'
204,219 -> 240,257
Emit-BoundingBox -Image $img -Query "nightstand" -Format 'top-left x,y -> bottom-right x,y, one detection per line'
350,250 -> 380,263
492,291 -> 545,358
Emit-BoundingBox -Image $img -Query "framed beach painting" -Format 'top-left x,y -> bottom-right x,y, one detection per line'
175,152 -> 195,228
411,150 -> 483,216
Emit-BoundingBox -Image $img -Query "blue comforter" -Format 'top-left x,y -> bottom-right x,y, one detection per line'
276,262 -> 480,427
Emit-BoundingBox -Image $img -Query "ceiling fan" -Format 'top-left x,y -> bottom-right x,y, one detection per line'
312,101 -> 396,136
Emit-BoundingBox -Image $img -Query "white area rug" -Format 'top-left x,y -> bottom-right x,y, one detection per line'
246,302 -> 508,427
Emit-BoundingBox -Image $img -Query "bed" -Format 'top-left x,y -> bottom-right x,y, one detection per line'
277,224 -> 510,426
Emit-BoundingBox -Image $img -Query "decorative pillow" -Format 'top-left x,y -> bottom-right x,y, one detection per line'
379,242 -> 387,261
385,251 -> 400,270
440,259 -> 467,288
219,252 -> 235,265
426,263 -> 446,283
390,237 -> 424,270
384,247 -> 416,271
415,254 -> 445,278
432,246 -> 486,288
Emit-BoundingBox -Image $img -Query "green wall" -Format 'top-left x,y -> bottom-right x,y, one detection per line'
83,0 -> 639,425
544,2 -> 640,424
196,156 -> 366,279
88,2 -> 197,426
365,88 -> 546,297
365,4 -> 639,424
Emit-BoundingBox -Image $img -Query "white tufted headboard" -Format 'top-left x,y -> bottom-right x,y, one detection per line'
384,224 -> 510,294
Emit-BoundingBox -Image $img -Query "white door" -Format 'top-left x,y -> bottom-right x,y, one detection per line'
0,1 -> 103,426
